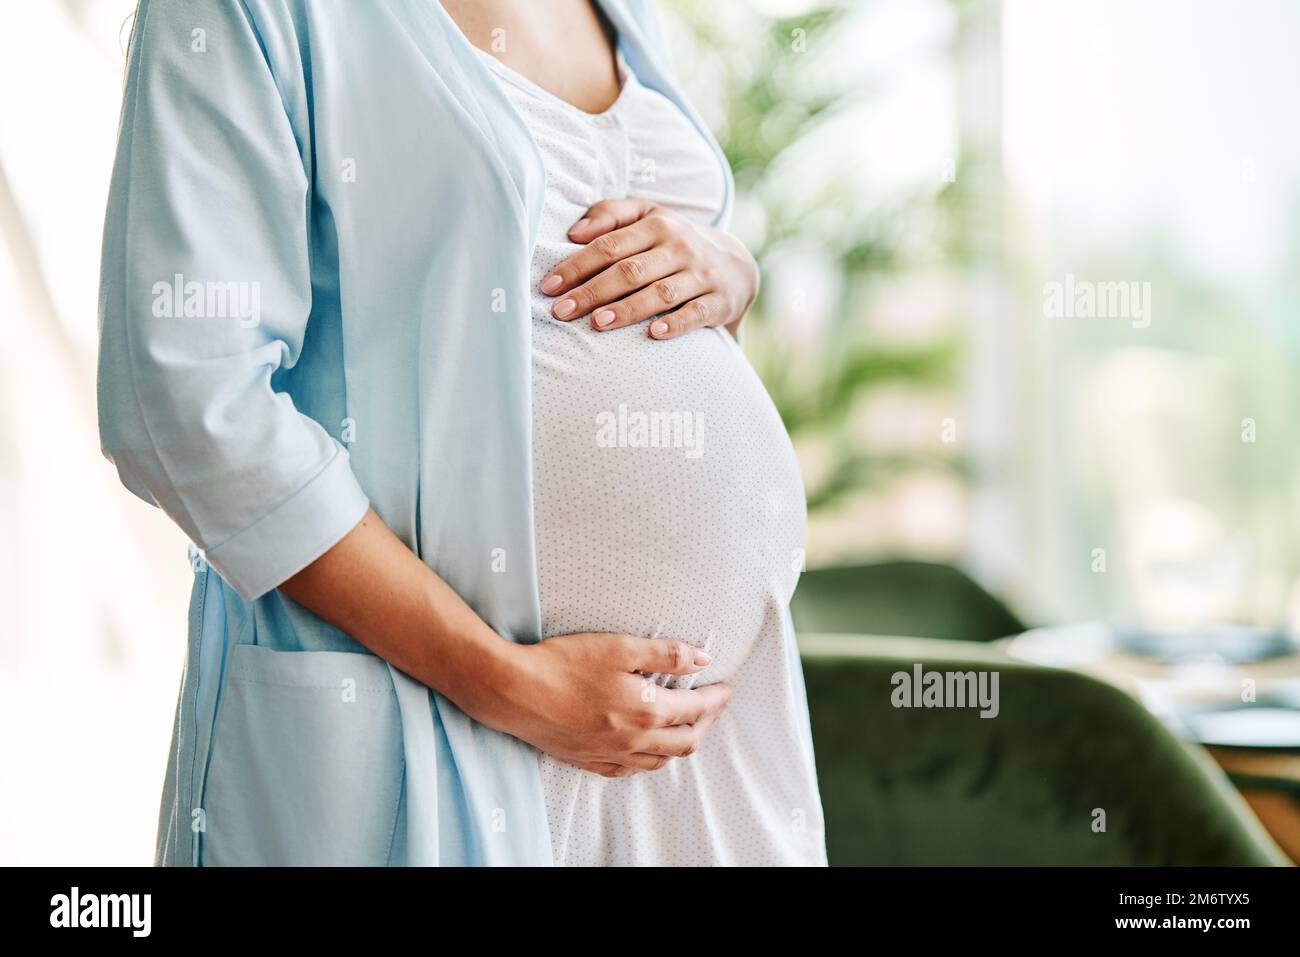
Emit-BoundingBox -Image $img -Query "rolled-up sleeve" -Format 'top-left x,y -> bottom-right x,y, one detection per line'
96,0 -> 368,601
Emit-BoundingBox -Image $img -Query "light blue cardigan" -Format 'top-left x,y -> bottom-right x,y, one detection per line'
98,0 -> 734,866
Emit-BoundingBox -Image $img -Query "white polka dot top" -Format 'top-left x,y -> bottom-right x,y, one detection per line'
478,46 -> 827,866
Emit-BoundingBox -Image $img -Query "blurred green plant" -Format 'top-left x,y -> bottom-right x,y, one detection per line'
662,0 -> 973,517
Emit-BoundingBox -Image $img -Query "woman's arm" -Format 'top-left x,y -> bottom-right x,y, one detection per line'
282,509 -> 732,777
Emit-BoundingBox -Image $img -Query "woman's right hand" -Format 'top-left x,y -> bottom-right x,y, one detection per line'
474,632 -> 733,777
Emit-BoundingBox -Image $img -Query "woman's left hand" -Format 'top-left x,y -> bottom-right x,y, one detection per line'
540,197 -> 759,339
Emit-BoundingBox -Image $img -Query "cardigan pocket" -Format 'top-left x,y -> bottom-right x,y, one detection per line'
200,644 -> 404,866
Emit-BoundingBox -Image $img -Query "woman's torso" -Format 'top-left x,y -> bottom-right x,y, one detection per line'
479,47 -> 826,866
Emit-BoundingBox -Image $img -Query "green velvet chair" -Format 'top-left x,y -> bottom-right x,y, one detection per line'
800,634 -> 1288,865
791,562 -> 1025,642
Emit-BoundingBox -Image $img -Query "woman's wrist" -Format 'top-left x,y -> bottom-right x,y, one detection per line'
705,225 -> 759,311
435,617 -> 535,730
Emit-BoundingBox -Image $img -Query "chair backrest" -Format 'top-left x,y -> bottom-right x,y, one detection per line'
791,562 -> 1025,642
801,634 -> 1288,866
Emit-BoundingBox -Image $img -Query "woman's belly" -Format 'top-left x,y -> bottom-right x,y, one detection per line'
530,312 -> 807,683
529,310 -> 826,866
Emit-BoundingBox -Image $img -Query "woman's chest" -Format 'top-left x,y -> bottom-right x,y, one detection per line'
480,48 -> 727,247
441,0 -> 623,114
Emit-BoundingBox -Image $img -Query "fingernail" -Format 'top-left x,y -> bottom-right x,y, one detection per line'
554,298 -> 576,319
594,309 -> 615,328
571,218 -> 591,234
650,320 -> 669,337
541,273 -> 563,294
693,650 -> 712,667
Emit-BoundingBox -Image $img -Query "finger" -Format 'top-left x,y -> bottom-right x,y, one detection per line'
623,752 -> 673,771
560,751 -> 671,772
567,197 -> 657,243
629,637 -> 712,676
589,271 -> 711,332
656,682 -> 733,726
566,760 -> 641,778
554,243 -> 687,323
543,221 -> 657,302
647,293 -> 730,340
637,712 -> 721,758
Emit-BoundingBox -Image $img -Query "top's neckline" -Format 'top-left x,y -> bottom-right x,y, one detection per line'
474,45 -> 633,121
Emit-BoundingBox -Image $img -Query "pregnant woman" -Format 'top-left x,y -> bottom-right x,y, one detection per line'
99,0 -> 825,866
